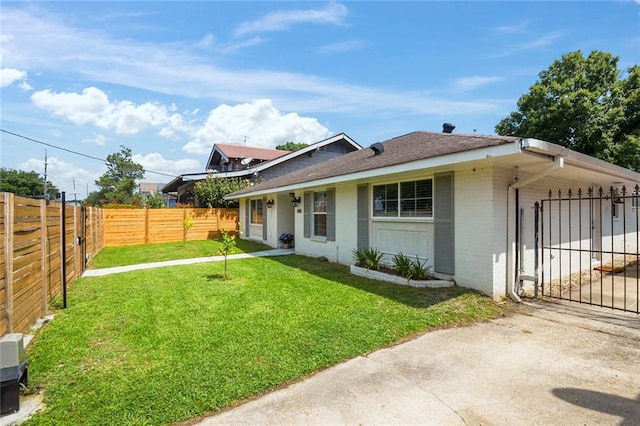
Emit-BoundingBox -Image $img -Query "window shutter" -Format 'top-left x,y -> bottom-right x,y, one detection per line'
327,188 -> 335,241
434,172 -> 454,274
303,191 -> 311,238
357,185 -> 369,249
245,199 -> 250,237
262,197 -> 268,241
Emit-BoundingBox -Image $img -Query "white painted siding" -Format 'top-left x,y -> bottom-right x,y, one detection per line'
454,166 -> 496,296
294,183 -> 358,264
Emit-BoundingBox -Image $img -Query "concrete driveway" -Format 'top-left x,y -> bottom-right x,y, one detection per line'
190,301 -> 640,426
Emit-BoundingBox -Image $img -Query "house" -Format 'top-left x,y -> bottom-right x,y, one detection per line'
161,133 -> 361,205
226,127 -> 640,302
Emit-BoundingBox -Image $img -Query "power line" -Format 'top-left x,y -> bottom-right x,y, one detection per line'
1,128 -> 178,178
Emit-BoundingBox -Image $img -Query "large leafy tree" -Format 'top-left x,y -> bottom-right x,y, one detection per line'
0,168 -> 59,199
91,146 -> 145,205
193,176 -> 249,208
276,141 -> 308,151
496,50 -> 640,170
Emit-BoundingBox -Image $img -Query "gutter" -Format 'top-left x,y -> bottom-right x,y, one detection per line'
506,144 -> 565,303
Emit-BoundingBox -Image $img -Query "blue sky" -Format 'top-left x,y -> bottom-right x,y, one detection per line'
1,1 -> 638,198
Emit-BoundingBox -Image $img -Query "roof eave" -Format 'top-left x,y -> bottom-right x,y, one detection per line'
522,138 -> 640,183
226,141 -> 522,199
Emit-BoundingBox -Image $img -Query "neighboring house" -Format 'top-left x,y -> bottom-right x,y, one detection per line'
161,134 -> 361,205
226,128 -> 640,301
138,182 -> 164,196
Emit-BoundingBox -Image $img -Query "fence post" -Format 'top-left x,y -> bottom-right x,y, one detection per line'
4,193 -> 15,333
40,198 -> 48,315
61,192 -> 67,309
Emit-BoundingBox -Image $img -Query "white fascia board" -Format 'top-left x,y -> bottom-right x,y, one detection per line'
522,138 -> 640,183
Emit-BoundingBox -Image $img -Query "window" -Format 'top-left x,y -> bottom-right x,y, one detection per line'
373,179 -> 432,218
313,191 -> 327,237
250,199 -> 263,224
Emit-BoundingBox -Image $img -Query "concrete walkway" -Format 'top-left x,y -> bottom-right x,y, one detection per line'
81,248 -> 295,277
190,301 -> 640,426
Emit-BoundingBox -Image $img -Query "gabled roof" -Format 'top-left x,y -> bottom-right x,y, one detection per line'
162,132 -> 362,194
207,144 -> 290,169
227,131 -> 518,197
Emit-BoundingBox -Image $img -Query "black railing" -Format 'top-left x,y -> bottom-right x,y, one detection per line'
537,185 -> 639,314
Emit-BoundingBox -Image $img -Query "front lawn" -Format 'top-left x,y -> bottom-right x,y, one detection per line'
26,255 -> 506,425
89,239 -> 271,268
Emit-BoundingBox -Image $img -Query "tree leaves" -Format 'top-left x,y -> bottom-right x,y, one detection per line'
496,50 -> 639,171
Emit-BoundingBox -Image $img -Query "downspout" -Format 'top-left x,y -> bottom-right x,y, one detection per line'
506,155 -> 564,302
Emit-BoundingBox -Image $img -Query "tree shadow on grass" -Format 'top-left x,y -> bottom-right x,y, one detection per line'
204,273 -> 225,281
267,254 -> 469,309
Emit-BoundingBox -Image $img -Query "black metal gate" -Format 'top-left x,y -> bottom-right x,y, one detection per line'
536,186 -> 639,314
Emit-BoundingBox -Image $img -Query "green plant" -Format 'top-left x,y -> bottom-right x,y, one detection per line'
392,253 -> 432,280
392,252 -> 413,278
352,247 -> 383,270
409,256 -> 432,280
183,215 -> 194,239
217,228 -> 237,278
352,247 -> 368,267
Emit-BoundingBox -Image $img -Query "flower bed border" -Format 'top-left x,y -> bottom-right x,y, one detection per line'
350,265 -> 454,288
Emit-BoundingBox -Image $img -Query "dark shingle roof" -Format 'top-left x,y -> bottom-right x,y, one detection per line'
230,131 -> 519,196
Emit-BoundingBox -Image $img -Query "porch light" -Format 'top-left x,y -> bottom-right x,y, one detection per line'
289,193 -> 301,207
266,199 -> 274,208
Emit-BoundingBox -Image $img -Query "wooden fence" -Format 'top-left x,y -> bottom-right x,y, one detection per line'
1,199 -> 238,336
1,193 -> 104,336
103,208 -> 239,246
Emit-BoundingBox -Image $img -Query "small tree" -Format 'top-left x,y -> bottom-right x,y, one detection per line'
217,228 -> 237,279
93,146 -> 145,205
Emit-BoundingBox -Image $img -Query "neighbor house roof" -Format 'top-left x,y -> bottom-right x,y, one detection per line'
206,144 -> 290,170
227,131 -> 519,198
162,133 -> 361,194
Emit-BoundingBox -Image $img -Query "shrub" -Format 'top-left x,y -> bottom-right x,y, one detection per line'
352,247 -> 384,270
392,252 -> 413,277
393,253 -> 432,280
409,256 -> 431,280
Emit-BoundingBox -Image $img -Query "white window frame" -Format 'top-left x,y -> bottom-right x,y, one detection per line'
250,199 -> 263,225
372,178 -> 433,219
313,191 -> 327,239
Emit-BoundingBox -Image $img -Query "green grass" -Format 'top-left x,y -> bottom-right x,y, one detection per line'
25,255 -> 507,425
89,239 -> 271,268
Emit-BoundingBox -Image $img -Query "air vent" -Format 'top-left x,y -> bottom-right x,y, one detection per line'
442,123 -> 455,133
369,142 -> 384,155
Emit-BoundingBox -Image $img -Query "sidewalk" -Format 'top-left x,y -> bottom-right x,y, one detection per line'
81,248 -> 294,277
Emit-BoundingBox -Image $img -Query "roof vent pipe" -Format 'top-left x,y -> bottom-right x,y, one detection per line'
442,123 -> 455,133
369,142 -> 384,155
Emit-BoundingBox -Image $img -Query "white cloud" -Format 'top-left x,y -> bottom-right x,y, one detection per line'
492,20 -> 531,34
30,87 -> 189,135
183,99 -> 332,154
493,31 -> 565,58
82,134 -> 108,146
452,76 -> 503,92
319,39 -> 367,54
133,152 -> 201,175
234,2 -> 348,36
19,156 -> 102,197
0,67 -> 28,88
